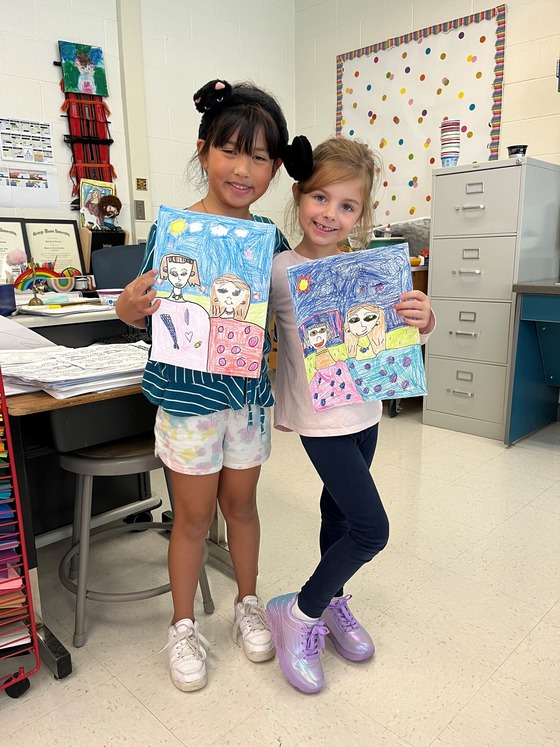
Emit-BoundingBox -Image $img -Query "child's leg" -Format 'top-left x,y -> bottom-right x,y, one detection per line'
217,405 -> 274,662
217,465 -> 261,600
167,470 -> 220,623
298,425 -> 389,619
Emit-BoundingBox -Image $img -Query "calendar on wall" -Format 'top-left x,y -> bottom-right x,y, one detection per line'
336,5 -> 506,224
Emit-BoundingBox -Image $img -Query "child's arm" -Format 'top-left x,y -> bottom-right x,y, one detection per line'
394,290 -> 434,335
115,269 -> 161,329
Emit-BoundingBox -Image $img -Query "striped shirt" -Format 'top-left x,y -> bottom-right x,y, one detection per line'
140,214 -> 289,417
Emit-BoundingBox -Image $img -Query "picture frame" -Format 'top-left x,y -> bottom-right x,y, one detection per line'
23,219 -> 84,275
0,218 -> 29,282
79,178 -> 116,229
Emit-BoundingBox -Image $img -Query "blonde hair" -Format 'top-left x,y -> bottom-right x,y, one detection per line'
287,136 -> 381,244
210,274 -> 251,320
344,304 -> 386,358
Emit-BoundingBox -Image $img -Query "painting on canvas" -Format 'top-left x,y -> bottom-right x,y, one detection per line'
58,41 -> 108,96
79,179 -> 115,229
286,243 -> 427,412
150,206 -> 276,378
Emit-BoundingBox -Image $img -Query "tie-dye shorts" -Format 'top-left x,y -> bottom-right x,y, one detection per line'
154,405 -> 272,475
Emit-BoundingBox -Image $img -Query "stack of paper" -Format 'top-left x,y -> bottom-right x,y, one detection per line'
0,342 -> 149,398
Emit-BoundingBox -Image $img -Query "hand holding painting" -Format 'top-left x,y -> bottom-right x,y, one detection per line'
115,78 -> 312,694
266,136 -> 435,694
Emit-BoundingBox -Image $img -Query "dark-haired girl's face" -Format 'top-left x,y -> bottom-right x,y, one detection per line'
197,129 -> 280,219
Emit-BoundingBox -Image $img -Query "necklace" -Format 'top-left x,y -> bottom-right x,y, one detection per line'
200,198 -> 208,213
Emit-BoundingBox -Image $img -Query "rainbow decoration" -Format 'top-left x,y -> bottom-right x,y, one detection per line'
47,276 -> 75,292
14,267 -> 61,291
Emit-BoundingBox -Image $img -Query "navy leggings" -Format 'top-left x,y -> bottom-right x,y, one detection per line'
297,424 -> 389,619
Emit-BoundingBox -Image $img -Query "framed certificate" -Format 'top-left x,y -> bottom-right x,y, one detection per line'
23,219 -> 84,274
0,218 -> 29,282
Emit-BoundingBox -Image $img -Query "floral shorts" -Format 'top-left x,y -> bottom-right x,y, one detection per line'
154,405 -> 272,475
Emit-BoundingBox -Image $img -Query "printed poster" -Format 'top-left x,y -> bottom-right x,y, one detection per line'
286,243 -> 427,412
0,118 -> 54,164
150,206 -> 275,378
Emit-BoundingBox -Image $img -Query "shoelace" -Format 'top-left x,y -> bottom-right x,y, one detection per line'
302,621 -> 329,660
233,599 -> 269,639
329,595 -> 359,632
160,625 -> 210,661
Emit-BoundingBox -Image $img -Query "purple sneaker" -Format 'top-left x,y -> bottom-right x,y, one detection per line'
266,593 -> 328,694
322,595 -> 375,662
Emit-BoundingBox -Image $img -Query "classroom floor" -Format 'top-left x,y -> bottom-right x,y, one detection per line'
2,399 -> 560,746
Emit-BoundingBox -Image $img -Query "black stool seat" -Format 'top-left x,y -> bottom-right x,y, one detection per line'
58,433 -> 214,647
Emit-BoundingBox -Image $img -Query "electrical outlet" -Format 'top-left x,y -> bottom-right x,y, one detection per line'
134,200 -> 146,221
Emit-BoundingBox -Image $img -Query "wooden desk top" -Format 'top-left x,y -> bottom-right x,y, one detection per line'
6,384 -> 143,417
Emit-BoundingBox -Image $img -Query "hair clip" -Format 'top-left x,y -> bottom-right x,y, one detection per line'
193,79 -> 233,114
282,136 -> 314,182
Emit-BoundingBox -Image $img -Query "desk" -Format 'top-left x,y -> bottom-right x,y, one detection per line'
505,280 -> 560,445
15,307 -> 127,347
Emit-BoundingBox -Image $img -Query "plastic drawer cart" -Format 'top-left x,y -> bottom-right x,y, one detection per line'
0,370 -> 40,698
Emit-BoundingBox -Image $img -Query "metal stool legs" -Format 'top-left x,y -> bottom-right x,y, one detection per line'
59,449 -> 214,647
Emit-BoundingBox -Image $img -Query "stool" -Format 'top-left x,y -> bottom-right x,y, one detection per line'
58,433 -> 214,647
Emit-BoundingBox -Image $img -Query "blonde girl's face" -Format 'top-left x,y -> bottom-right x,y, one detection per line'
215,279 -> 246,310
347,307 -> 381,337
297,179 -> 364,252
197,129 -> 281,218
168,259 -> 194,289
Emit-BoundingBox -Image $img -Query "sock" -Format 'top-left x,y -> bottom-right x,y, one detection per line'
292,597 -> 321,623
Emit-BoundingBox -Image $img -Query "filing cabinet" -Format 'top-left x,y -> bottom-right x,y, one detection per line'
423,157 -> 560,440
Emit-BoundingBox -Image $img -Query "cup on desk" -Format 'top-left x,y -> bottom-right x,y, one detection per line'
73,276 -> 91,291
0,283 -> 16,316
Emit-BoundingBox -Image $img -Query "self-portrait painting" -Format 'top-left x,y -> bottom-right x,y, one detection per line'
150,206 -> 276,378
58,41 -> 108,96
286,243 -> 427,412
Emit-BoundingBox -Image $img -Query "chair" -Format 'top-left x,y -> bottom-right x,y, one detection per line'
58,433 -> 214,647
90,243 -> 146,290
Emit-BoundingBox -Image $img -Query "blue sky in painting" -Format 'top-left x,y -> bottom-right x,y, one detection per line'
153,206 -> 275,301
287,242 -> 412,332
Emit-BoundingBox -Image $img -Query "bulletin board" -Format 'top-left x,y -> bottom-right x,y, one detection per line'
336,5 -> 506,223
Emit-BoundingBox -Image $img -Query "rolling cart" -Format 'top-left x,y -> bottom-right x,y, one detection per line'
0,371 -> 40,698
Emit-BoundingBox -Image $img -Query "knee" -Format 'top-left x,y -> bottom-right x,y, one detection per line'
220,498 -> 258,525
172,507 -> 214,543
354,515 -> 390,560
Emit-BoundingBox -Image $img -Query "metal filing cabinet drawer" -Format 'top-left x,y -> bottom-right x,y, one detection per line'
428,300 -> 511,364
432,166 -> 521,236
430,236 -> 516,300
425,358 -> 507,424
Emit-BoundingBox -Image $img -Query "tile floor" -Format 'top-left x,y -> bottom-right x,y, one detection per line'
2,399 -> 560,746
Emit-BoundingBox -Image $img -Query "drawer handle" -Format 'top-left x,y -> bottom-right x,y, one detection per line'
451,389 -> 475,398
457,269 -> 482,275
455,204 -> 486,211
454,331 -> 478,337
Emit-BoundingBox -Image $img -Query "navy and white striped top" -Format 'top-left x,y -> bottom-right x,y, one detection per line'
140,215 -> 289,417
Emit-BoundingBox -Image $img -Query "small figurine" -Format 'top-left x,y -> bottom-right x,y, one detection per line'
97,195 -> 123,231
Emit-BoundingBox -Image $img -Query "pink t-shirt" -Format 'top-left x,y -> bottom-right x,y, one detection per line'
269,249 -> 433,437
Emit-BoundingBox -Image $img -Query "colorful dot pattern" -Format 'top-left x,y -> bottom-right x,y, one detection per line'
336,7 -> 505,222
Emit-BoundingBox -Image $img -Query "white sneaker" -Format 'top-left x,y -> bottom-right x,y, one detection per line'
161,618 -> 210,692
233,595 -> 275,662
